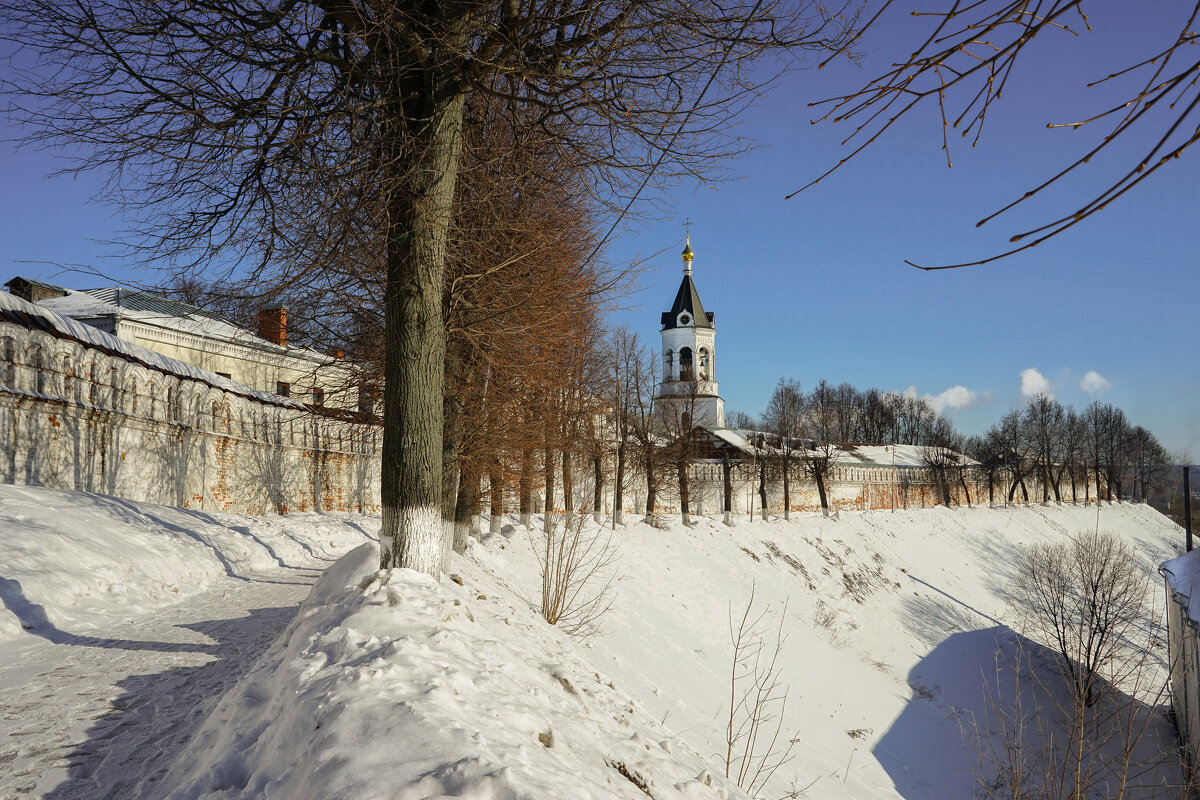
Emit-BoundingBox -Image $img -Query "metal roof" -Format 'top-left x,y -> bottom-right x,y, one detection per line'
660,273 -> 715,330
82,287 -> 230,323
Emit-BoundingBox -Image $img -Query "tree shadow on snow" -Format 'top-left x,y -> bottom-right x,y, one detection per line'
872,626 -> 1183,800
43,605 -> 301,800
0,575 -> 303,651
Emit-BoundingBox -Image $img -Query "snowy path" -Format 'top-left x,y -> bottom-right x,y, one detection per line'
0,563 -> 326,799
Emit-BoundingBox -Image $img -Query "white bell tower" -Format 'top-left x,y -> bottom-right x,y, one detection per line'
657,233 -> 725,427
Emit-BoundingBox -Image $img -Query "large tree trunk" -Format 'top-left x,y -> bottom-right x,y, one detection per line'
613,442 -> 626,526
814,467 -> 829,517
593,451 -> 604,524
958,469 -> 971,508
519,449 -> 534,528
758,459 -> 768,521
543,447 -> 556,535
644,453 -> 657,525
452,458 -> 479,553
722,454 -> 733,527
678,457 -> 690,526
379,78 -> 466,574
489,463 -> 504,534
782,456 -> 790,521
937,469 -> 951,507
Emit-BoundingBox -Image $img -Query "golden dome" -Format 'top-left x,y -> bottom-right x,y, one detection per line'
681,237 -> 694,262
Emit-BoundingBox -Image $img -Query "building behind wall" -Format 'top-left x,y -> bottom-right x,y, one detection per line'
5,276 -> 365,412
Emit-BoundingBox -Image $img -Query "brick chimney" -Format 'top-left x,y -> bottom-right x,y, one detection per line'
257,305 -> 287,346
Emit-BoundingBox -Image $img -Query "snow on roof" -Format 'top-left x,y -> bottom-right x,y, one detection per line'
38,287 -> 290,354
699,431 -> 975,468
707,427 -> 754,451
1163,548 -> 1200,627
840,444 -> 978,468
0,290 -> 305,409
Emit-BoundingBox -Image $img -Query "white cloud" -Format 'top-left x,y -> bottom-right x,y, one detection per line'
905,384 -> 991,415
1020,368 -> 1053,399
1079,370 -> 1113,397
927,385 -> 977,414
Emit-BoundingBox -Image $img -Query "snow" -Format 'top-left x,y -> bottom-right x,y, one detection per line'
0,485 -> 1186,799
0,484 -> 375,638
1162,547 -> 1200,624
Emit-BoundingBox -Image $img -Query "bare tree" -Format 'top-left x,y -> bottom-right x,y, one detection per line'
1012,531 -> 1147,710
799,2 -> 1200,268
1084,402 -> 1133,502
1127,425 -> 1171,503
803,381 -> 843,516
629,350 -> 665,526
922,417 -> 968,507
1025,394 -> 1067,503
658,379 -> 705,525
967,433 -> 1005,507
763,377 -> 805,521
537,513 -> 618,638
992,409 -> 1034,503
2,0 -> 854,576
606,326 -> 646,527
725,587 -> 799,798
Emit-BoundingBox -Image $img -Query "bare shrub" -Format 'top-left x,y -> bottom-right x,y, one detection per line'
962,634 -> 1190,800
1012,531 -> 1147,708
960,531 -> 1191,799
536,512 -> 618,638
725,586 -> 804,798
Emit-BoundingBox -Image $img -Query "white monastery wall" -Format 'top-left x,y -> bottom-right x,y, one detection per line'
0,320 -> 380,514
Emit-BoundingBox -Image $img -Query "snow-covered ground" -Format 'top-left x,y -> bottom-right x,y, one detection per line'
0,485 -> 376,798
0,484 -> 1185,799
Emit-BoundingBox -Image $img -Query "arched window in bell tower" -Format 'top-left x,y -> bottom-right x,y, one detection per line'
663,349 -> 673,381
698,347 -> 710,380
679,347 -> 694,381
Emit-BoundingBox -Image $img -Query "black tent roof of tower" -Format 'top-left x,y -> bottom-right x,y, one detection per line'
660,273 -> 715,330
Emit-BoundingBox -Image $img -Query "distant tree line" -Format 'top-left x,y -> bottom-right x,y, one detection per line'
751,377 -> 1176,513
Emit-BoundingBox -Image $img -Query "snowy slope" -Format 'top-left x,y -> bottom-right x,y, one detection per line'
0,485 -> 1183,799
154,502 -> 1182,800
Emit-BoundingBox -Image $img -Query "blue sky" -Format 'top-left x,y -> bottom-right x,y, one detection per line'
605,2 -> 1199,455
2,2 -> 1196,455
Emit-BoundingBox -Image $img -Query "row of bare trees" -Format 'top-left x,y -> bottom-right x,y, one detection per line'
750,377 -> 1176,516
967,398 -> 1175,507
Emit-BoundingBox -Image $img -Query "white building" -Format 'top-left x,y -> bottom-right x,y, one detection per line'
4,277 -> 362,411
656,237 -> 725,427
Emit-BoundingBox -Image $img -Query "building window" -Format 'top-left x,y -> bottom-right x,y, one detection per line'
1,338 -> 14,386
33,349 -> 47,394
698,347 -> 710,380
312,387 -> 324,406
663,349 -> 673,380
276,381 -> 290,398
